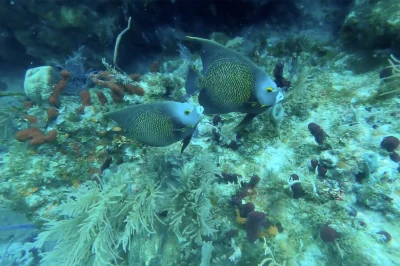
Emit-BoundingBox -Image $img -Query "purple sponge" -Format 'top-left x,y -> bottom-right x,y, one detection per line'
246,211 -> 268,243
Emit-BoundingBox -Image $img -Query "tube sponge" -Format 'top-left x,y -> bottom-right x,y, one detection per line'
269,103 -> 285,126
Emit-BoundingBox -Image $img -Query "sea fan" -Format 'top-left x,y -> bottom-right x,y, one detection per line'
54,46 -> 93,95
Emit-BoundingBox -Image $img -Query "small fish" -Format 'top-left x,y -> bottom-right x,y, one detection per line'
104,101 -> 204,153
184,36 -> 284,130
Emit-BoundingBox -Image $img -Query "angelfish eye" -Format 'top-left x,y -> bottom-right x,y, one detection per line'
184,109 -> 191,115
266,87 -> 273,92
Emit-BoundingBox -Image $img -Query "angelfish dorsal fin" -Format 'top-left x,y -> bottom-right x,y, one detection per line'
185,36 -> 258,72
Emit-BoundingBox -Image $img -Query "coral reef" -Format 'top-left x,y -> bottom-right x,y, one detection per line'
90,70 -> 145,102
34,164 -> 164,266
340,1 -> 400,54
1,1 -> 400,266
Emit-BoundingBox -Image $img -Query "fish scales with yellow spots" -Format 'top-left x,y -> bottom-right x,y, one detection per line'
200,58 -> 254,110
104,101 -> 204,153
185,36 -> 285,130
127,108 -> 175,146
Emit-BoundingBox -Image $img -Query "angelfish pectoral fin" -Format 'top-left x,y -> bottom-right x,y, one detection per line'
181,133 -> 194,154
174,127 -> 186,133
246,101 -> 259,107
234,113 -> 259,133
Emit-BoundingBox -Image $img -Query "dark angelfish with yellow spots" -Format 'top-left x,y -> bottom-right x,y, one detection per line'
184,36 -> 284,130
104,101 -> 204,153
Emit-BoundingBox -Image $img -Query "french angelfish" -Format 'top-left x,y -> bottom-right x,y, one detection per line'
104,101 -> 204,153
185,36 -> 284,130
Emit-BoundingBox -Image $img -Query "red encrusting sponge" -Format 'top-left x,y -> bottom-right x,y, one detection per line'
49,70 -> 71,108
15,128 -> 58,146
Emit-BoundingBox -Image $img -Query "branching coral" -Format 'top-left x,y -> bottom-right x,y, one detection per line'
0,107 -> 14,139
162,161 -> 219,244
33,157 -> 222,265
383,54 -> 400,80
34,180 -> 122,266
116,174 -> 164,251
377,54 -> 400,97
258,237 -> 286,266
34,168 -> 164,266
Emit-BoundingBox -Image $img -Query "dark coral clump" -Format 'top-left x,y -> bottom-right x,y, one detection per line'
212,115 -> 223,126
211,128 -> 221,143
275,222 -> 284,233
227,140 -> 241,151
290,174 -> 299,181
310,158 -> 328,177
227,134 -> 244,151
216,229 -> 238,245
291,183 -> 302,199
317,165 -> 328,177
377,231 -> 392,242
230,174 -> 261,202
100,156 -> 113,174
320,225 -> 338,242
380,136 -> 399,152
238,202 -> 255,218
308,123 -> 328,144
230,196 -> 242,207
389,152 -> 400,163
289,174 -> 302,199
355,171 -> 367,183
310,159 -> 319,170
220,172 -> 241,183
246,211 -> 269,243
273,62 -> 291,91
247,175 -> 261,188
211,128 -> 242,150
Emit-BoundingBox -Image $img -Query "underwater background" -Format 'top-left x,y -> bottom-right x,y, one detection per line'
0,0 -> 399,265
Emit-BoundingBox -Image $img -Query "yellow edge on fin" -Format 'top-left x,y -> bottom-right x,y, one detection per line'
185,36 -> 220,45
186,36 -> 204,40
185,36 -> 208,42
